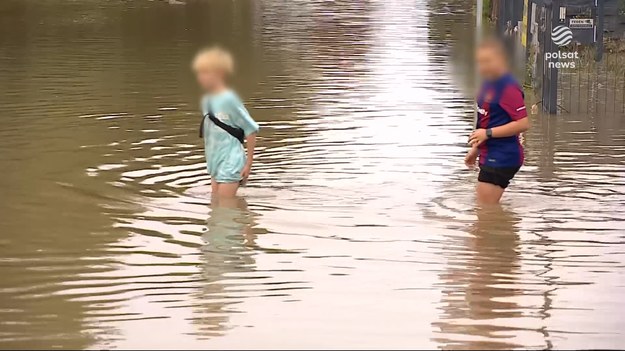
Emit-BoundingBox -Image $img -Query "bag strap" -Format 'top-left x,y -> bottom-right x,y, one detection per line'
199,113 -> 208,138
199,103 -> 245,144
207,112 -> 245,144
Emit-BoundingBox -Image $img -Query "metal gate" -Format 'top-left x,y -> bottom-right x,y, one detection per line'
537,1 -> 559,114
558,52 -> 625,115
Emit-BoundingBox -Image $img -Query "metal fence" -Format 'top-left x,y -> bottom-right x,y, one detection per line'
495,0 -> 625,115
558,52 -> 625,115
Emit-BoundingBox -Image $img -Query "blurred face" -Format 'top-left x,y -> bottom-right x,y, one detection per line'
476,46 -> 507,81
195,68 -> 224,92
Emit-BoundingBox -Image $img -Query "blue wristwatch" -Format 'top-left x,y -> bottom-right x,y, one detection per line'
486,128 -> 493,139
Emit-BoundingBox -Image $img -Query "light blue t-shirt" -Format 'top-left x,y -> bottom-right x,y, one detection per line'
201,90 -> 259,183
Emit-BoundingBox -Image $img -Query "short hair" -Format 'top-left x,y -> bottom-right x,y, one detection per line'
192,46 -> 234,75
477,37 -> 509,61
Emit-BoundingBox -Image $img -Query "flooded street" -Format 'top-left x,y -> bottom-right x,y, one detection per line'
1,0 -> 624,349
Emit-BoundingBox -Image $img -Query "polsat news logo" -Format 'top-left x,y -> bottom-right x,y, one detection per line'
547,25 -> 578,69
551,25 -> 573,46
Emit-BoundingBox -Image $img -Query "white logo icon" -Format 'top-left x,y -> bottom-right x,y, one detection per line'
551,25 -> 573,46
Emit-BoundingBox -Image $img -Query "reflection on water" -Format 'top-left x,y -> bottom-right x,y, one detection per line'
0,0 -> 624,349
194,196 -> 259,339
433,206 -> 524,349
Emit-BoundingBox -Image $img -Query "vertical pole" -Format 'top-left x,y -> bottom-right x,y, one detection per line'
474,0 -> 483,129
499,0 -> 506,34
595,0 -> 604,62
547,0 -> 559,114
477,0 -> 483,36
524,0 -> 531,58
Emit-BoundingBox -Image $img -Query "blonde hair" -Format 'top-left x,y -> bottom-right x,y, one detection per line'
477,37 -> 509,61
192,46 -> 234,75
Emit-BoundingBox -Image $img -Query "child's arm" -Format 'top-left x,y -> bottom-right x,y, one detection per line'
490,117 -> 530,138
241,133 -> 257,180
228,93 -> 260,180
469,116 -> 529,147
469,85 -> 529,147
464,145 -> 479,169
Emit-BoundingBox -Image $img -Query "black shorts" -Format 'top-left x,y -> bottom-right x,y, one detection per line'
478,165 -> 520,189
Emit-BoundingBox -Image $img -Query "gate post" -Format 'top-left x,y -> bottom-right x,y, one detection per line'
595,0 -> 604,62
545,0 -> 559,114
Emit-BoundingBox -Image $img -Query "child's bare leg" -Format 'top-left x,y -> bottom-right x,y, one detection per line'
211,180 -> 219,195
476,182 -> 505,205
216,182 -> 239,198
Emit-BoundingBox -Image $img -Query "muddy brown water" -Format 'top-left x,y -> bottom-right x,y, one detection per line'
1,0 -> 624,349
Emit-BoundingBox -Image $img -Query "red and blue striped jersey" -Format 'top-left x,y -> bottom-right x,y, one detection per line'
476,74 -> 528,168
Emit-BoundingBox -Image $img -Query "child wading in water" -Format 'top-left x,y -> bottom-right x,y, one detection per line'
193,47 -> 259,198
465,39 -> 530,204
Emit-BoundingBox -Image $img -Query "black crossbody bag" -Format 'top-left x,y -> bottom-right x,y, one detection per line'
199,109 -> 245,144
